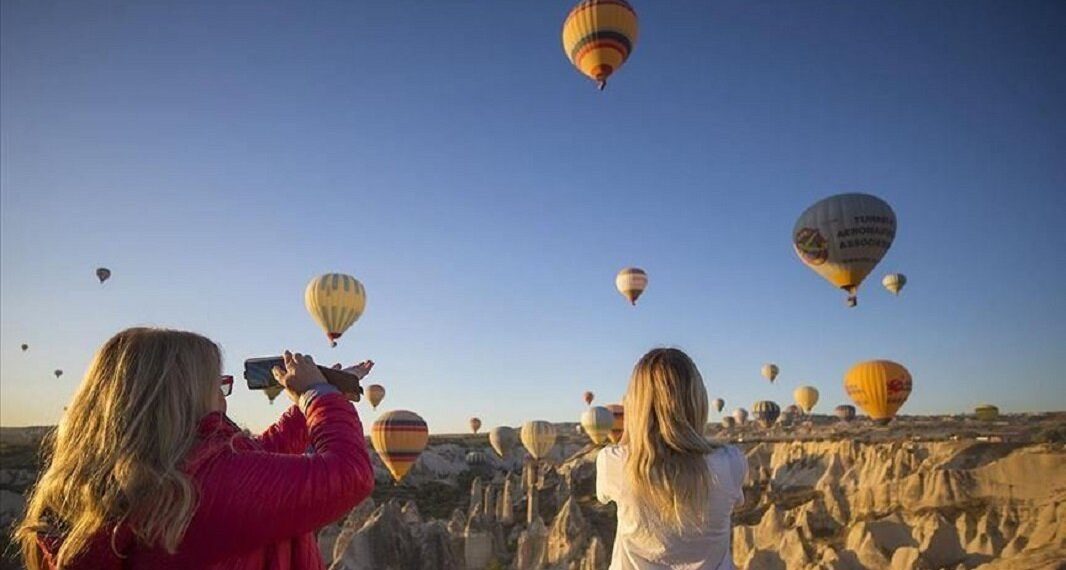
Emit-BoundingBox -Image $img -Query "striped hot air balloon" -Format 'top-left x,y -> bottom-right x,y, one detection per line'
721,416 -> 736,429
834,404 -> 856,422
753,401 -> 780,428
615,267 -> 648,305
305,273 -> 367,347
489,426 -> 517,458
371,410 -> 428,482
794,386 -> 819,413
562,0 -> 639,90
844,360 -> 912,425
465,451 -> 488,466
762,364 -> 779,383
782,404 -> 801,423
975,404 -> 999,422
882,273 -> 907,295
520,421 -> 557,460
606,404 -> 625,443
732,408 -> 748,425
581,406 -> 615,445
366,384 -> 385,410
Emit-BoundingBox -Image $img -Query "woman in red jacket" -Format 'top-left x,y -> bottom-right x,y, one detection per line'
16,327 -> 375,569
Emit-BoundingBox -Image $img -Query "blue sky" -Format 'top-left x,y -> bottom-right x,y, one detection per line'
2,1 -> 1064,432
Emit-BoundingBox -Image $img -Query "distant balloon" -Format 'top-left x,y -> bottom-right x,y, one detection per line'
465,451 -> 488,467
305,273 -> 366,347
793,386 -> 820,413
834,404 -> 857,422
95,267 -> 111,284
366,384 -> 385,410
712,398 -> 725,413
844,360 -> 912,424
782,404 -> 801,422
469,417 -> 482,434
753,401 -> 780,428
975,404 -> 999,422
561,0 -> 639,90
882,273 -> 907,295
583,391 -> 595,406
762,364 -> 779,383
53,369 -> 63,379
606,404 -> 625,443
793,193 -> 896,307
732,408 -> 749,425
488,426 -> 517,458
21,344 -> 28,352
520,421 -> 557,460
615,267 -> 648,305
371,410 -> 429,482
720,416 -> 736,429
264,384 -> 284,404
581,406 -> 614,445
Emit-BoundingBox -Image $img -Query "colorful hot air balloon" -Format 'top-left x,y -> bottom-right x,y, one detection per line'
53,369 -> 63,379
489,426 -> 517,458
782,404 -> 800,423
712,398 -> 725,413
834,404 -> 856,422
975,404 -> 999,422
762,364 -> 779,383
264,384 -> 284,404
21,344 -> 28,352
606,404 -> 625,443
466,451 -> 488,467
882,273 -> 907,295
469,417 -> 482,434
844,360 -> 912,424
95,267 -> 111,284
720,416 -> 736,429
752,401 -> 780,428
366,384 -> 385,410
371,410 -> 429,482
615,267 -> 648,305
581,406 -> 614,445
520,421 -> 557,460
793,193 -> 896,307
561,0 -> 638,90
794,386 -> 819,414
584,391 -> 595,406
305,273 -> 367,347
732,408 -> 748,425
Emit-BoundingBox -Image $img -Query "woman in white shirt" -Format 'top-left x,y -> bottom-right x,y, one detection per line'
596,348 -> 748,570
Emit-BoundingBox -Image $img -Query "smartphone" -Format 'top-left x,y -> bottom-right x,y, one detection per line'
244,356 -> 364,399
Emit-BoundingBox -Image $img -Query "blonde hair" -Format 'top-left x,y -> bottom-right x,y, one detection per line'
17,328 -> 221,569
623,348 -> 719,531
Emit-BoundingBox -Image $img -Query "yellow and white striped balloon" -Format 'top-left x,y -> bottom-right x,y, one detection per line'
305,273 -> 366,347
520,420 -> 557,460
581,406 -> 615,445
615,267 -> 648,305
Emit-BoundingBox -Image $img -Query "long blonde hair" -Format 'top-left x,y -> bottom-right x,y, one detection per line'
623,348 -> 718,531
17,328 -> 221,569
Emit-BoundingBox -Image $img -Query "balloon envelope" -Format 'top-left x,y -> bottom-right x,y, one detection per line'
489,426 -> 517,458
732,408 -> 748,425
975,405 -> 999,422
366,384 -> 385,410
882,273 -> 907,295
53,369 -> 63,378
264,384 -> 284,404
561,0 -> 639,90
305,273 -> 366,347
793,386 -> 820,413
469,417 -> 482,434
465,451 -> 488,466
20,344 -> 28,352
753,401 -> 780,428
721,416 -> 736,429
95,267 -> 111,283
762,364 -> 779,383
520,421 -> 557,460
712,398 -> 725,413
606,404 -> 625,443
371,410 -> 429,482
844,360 -> 912,423
581,406 -> 614,445
583,391 -> 594,406
793,193 -> 896,307
834,404 -> 857,422
615,267 -> 648,305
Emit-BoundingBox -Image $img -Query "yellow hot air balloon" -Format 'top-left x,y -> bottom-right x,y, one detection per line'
264,384 -> 284,404
882,273 -> 907,295
793,193 -> 897,307
761,364 -> 779,383
489,426 -> 517,458
469,417 -> 482,434
520,421 -> 557,460
844,360 -> 912,424
606,404 -> 625,443
305,273 -> 367,347
371,410 -> 429,482
615,267 -> 647,305
975,404 -> 999,422
793,386 -> 819,414
561,0 -> 639,90
366,384 -> 385,410
581,406 -> 614,445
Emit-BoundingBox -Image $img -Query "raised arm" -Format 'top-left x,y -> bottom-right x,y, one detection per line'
253,405 -> 310,454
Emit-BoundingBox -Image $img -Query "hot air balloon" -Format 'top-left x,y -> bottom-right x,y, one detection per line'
264,384 -> 284,404
844,360 -> 912,425
20,344 -> 28,352
834,404 -> 856,422
371,410 -> 429,482
470,417 -> 482,434
305,273 -> 367,347
721,416 -> 736,429
366,384 -> 385,410
615,267 -> 648,305
762,364 -> 779,383
793,193 -> 896,307
753,401 -> 780,428
882,273 -> 907,295
583,391 -> 595,406
466,451 -> 488,466
95,267 -> 111,284
53,369 -> 63,379
712,398 -> 725,413
794,386 -> 819,414
520,421 -> 557,460
975,404 -> 999,422
606,404 -> 625,443
489,426 -> 517,458
561,0 -> 638,90
581,406 -> 614,445
782,404 -> 801,423
732,408 -> 748,425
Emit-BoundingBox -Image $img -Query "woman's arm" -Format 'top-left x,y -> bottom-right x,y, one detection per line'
253,405 -> 309,454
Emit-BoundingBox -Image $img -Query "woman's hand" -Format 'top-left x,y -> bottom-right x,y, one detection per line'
330,360 -> 373,402
272,351 -> 327,397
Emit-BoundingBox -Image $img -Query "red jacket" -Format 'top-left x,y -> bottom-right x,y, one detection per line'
37,392 -> 374,569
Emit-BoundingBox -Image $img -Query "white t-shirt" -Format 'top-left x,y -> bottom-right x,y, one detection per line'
596,445 -> 748,570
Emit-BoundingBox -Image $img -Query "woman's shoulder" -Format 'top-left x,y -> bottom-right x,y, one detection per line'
595,444 -> 626,468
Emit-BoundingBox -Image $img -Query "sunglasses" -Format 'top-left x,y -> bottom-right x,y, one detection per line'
220,375 -> 234,397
